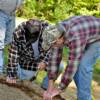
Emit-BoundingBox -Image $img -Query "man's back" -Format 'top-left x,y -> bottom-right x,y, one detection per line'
62,16 -> 100,43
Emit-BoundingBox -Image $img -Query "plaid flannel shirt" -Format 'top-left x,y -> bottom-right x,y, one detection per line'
7,19 -> 51,78
48,16 -> 100,90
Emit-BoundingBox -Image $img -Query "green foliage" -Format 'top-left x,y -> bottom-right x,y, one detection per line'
17,0 -> 100,22
94,59 -> 100,74
4,45 -> 10,65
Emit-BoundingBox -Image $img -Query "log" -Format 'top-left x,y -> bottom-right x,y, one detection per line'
0,75 -> 65,100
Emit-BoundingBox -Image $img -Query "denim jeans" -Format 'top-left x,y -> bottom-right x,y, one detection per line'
17,65 -> 49,88
17,65 -> 36,80
0,11 -> 15,73
74,41 -> 100,100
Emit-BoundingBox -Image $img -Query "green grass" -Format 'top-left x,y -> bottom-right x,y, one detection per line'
94,59 -> 100,74
93,59 -> 100,84
4,45 -> 9,65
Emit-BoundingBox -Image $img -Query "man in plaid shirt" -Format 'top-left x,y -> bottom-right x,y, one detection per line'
6,19 -> 51,84
41,16 -> 100,100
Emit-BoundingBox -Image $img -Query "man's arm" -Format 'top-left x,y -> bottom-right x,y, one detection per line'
47,47 -> 63,80
38,49 -> 52,70
59,38 -> 87,89
42,49 -> 52,65
7,31 -> 19,80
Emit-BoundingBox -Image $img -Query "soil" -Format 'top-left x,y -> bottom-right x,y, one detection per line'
0,83 -> 32,100
0,80 -> 100,100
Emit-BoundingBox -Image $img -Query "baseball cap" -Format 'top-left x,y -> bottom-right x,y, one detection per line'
42,23 -> 66,50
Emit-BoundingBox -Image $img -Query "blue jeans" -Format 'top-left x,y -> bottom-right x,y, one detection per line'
17,65 -> 48,88
17,65 -> 36,80
0,11 -> 15,73
74,41 -> 100,100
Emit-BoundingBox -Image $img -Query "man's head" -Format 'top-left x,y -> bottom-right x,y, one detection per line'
25,19 -> 48,42
42,23 -> 66,50
25,19 -> 41,40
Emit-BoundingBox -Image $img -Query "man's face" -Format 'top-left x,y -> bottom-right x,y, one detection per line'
52,36 -> 64,48
25,21 -> 40,42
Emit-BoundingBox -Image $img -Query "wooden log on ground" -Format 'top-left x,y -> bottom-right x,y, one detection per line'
0,75 -> 65,100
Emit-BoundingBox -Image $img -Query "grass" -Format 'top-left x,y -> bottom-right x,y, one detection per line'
93,59 -> 100,84
94,59 -> 100,74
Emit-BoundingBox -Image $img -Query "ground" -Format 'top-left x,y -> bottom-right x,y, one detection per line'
0,83 -> 31,100
0,79 -> 100,100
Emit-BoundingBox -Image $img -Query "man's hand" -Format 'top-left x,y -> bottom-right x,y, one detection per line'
43,79 -> 62,100
50,88 -> 62,98
38,62 -> 46,70
43,88 -> 61,100
6,76 -> 16,84
43,91 -> 52,100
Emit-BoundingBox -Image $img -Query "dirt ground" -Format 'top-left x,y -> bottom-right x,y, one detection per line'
0,80 -> 100,100
62,80 -> 100,100
0,83 -> 32,100
62,82 -> 100,100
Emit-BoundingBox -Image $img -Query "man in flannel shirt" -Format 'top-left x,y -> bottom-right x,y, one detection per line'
6,19 -> 51,85
41,16 -> 100,100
